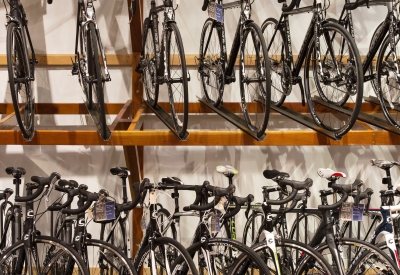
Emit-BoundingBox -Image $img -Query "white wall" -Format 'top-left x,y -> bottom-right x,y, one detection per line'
0,0 -> 398,250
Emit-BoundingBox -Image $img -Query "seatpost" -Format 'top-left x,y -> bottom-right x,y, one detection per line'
13,177 -> 21,197
121,177 -> 128,203
383,168 -> 393,190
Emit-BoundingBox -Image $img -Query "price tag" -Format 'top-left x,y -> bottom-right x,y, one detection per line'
88,206 -> 93,219
352,204 -> 364,222
340,202 -> 353,221
208,2 -> 224,23
94,201 -> 116,222
211,213 -> 221,234
150,191 -> 157,204
217,197 -> 226,211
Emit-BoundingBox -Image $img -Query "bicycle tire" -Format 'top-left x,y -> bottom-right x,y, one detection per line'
0,235 -> 89,275
199,18 -> 224,107
374,239 -> 400,269
133,236 -> 198,275
182,238 -> 270,275
0,206 -> 13,250
6,22 -> 35,141
261,18 -> 290,107
314,237 -> 399,274
142,18 -> 159,107
84,238 -> 138,275
249,238 -> 335,275
156,207 -> 177,240
339,215 -> 381,241
369,21 -> 385,96
288,213 -> 321,245
376,33 -> 400,128
100,218 -> 127,254
242,210 -> 264,247
165,22 -> 189,139
87,22 -> 108,140
239,21 -> 271,138
304,22 -> 363,138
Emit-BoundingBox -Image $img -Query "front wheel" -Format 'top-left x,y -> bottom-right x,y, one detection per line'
166,22 -> 189,139
240,22 -> 271,138
6,22 -> 35,141
304,22 -> 363,138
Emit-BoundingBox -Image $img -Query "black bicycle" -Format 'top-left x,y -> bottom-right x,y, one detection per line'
48,0 -> 112,141
4,0 -> 36,141
198,0 -> 271,138
136,0 -> 189,139
262,0 -> 363,138
328,0 -> 400,129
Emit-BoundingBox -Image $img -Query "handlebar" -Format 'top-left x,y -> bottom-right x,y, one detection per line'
62,189 -> 99,215
281,0 -> 301,12
318,191 -> 349,211
15,172 -> 60,203
344,0 -> 368,10
47,0 -> 53,4
202,0 -> 209,11
224,194 -> 254,219
183,196 -> 221,211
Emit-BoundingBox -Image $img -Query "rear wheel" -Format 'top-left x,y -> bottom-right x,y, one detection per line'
6,22 -> 35,140
142,18 -> 159,107
166,22 -> 189,139
376,33 -> 400,128
242,210 -> 264,247
288,213 -> 322,245
304,22 -> 363,138
199,19 -> 224,107
240,22 -> 271,138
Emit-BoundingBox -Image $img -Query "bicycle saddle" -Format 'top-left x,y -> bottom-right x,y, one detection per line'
371,159 -> 400,169
161,177 -> 183,185
110,167 -> 130,178
216,165 -> 238,175
317,168 -> 346,179
263,169 -> 289,179
5,167 -> 26,177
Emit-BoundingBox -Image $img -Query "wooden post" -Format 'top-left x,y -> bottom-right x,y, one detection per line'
125,0 -> 144,260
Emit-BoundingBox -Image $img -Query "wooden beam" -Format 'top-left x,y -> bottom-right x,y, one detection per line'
0,103 -> 125,115
109,101 -> 133,131
0,112 -> 17,130
128,104 -> 145,131
1,128 -> 400,145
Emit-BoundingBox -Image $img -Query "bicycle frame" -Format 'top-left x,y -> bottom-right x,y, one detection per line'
201,0 -> 254,85
74,0 -> 110,83
336,0 -> 400,78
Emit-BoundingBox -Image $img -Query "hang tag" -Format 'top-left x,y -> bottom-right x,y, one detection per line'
340,202 -> 353,221
94,201 -> 116,222
352,204 -> 364,222
150,191 -> 157,204
217,197 -> 226,211
141,214 -> 147,231
211,213 -> 221,234
88,206 -> 93,219
208,2 -> 224,23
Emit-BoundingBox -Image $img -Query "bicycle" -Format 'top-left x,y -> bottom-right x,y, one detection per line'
0,171 -> 90,275
328,0 -> 400,129
3,0 -> 36,141
136,0 -> 189,139
48,0 -> 112,141
198,0 -> 271,138
262,0 -> 363,138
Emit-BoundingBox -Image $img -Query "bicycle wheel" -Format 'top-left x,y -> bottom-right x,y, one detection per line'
100,219 -> 127,254
54,211 -> 73,244
0,204 -> 14,250
288,213 -> 321,245
134,236 -> 198,275
84,238 -> 137,275
369,21 -> 385,96
165,22 -> 189,139
315,237 -> 399,274
376,33 -> 400,128
6,22 -> 35,140
142,18 -> 159,107
374,239 -> 400,269
87,23 -> 108,140
183,238 -> 270,275
339,214 -> 381,241
261,18 -> 290,106
250,238 -> 335,275
0,235 -> 89,275
242,210 -> 264,247
239,21 -> 271,138
304,22 -> 363,137
156,207 -> 177,240
199,18 -> 224,107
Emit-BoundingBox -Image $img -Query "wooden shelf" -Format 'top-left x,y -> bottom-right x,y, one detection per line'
0,101 -> 399,146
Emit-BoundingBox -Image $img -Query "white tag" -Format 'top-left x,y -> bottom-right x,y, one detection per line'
150,191 -> 157,204
340,202 -> 353,221
140,214 -> 147,230
218,197 -> 226,211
